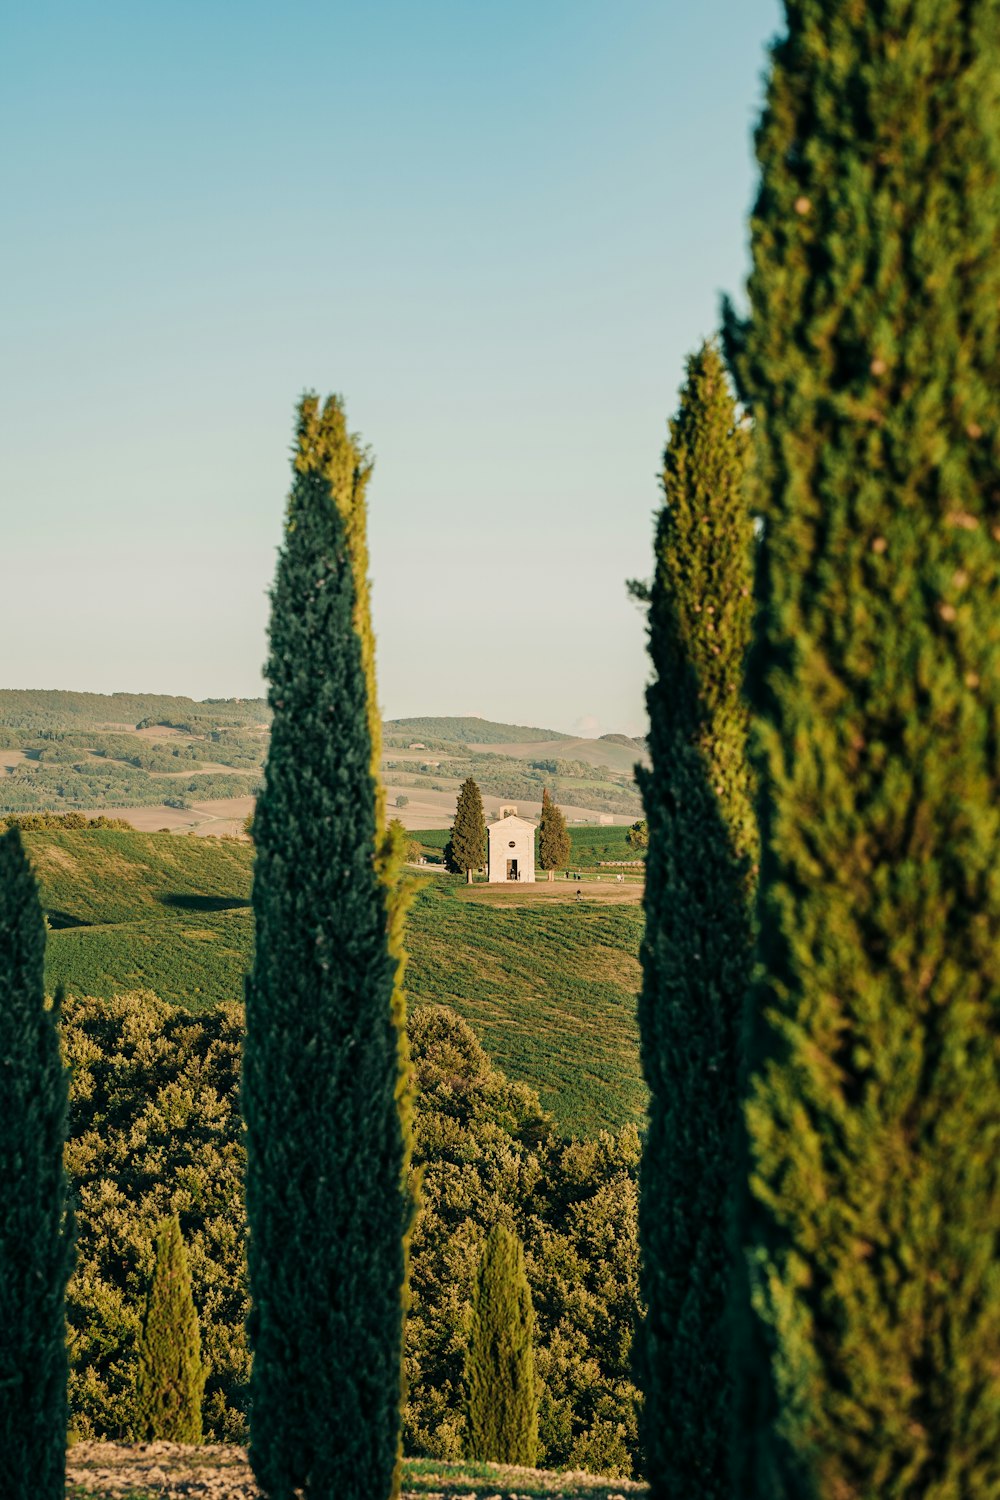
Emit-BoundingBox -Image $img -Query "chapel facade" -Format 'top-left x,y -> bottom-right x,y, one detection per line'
487,812 -> 537,883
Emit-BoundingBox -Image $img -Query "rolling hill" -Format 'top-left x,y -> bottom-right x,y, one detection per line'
1,692 -> 643,825
24,826 -> 646,1135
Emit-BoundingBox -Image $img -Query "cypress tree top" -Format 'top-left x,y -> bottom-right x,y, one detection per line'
725,3 -> 1000,1493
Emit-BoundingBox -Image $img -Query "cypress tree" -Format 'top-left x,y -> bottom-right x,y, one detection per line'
0,828 -> 73,1500
537,787 -> 570,879
636,341 -> 755,1500
244,397 -> 410,1500
724,5 -> 1000,1494
446,777 -> 487,882
464,1225 -> 538,1467
133,1215 -> 205,1443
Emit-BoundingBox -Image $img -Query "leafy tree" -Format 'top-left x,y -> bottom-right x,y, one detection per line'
637,341 -> 755,1500
538,787 -> 570,878
133,1215 -> 205,1442
625,820 -> 648,852
723,5 -> 1000,1495
446,778 -> 487,882
395,794 -> 409,809
0,828 -> 73,1500
465,1224 -> 539,1466
244,398 -> 409,1500
58,991 -> 640,1472
62,992 -> 247,1441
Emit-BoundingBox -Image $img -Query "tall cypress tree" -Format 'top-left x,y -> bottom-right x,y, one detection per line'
537,787 -> 570,879
133,1215 -> 205,1443
724,5 -> 1000,1494
446,777 -> 487,882
294,395 -> 416,1493
636,341 -> 755,1500
464,1225 -> 538,1467
244,398 -> 409,1500
0,828 -> 73,1500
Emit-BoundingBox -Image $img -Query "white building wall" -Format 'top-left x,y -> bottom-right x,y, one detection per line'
487,817 -> 536,883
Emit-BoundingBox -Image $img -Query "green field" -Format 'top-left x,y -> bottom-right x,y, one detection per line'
26,828 -> 645,1135
412,823 -> 644,871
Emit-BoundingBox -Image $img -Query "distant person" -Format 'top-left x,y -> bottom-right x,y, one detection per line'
576,886 -> 582,901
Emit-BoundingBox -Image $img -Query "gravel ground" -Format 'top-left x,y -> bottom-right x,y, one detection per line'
66,1444 -> 647,1500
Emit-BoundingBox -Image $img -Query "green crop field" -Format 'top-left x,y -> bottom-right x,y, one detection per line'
25,828 -> 645,1135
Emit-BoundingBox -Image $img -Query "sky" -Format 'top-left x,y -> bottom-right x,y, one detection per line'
2,0 -> 782,738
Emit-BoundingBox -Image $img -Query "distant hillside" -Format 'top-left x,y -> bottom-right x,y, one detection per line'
25,826 -> 645,1134
1,693 -> 642,822
0,688 -> 269,732
385,716 -> 572,745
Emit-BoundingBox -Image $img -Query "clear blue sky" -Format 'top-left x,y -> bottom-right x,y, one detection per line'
2,0 -> 781,737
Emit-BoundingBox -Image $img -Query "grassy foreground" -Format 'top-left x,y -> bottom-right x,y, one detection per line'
66,1446 -> 646,1499
26,829 -> 645,1135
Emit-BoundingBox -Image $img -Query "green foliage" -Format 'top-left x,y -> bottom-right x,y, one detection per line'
0,829 -> 73,1500
62,992 -> 246,1440
1,812 -> 133,833
538,789 -> 571,872
62,994 -> 640,1473
407,1006 -> 640,1476
0,690 -> 269,734
624,822 -> 647,852
724,5 -> 1000,1495
446,779 -> 488,876
133,1216 -> 206,1443
465,1226 -> 538,1466
637,341 -> 755,1499
244,399 -> 407,1500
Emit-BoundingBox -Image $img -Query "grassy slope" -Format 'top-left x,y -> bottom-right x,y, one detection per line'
28,830 -> 645,1135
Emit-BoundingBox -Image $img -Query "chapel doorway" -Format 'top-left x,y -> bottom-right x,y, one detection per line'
506,858 -> 519,881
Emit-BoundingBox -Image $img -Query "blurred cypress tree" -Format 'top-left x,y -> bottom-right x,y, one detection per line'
0,828 -> 73,1500
446,777 -> 487,882
724,4 -> 1000,1494
244,397 -> 410,1500
636,341 -> 755,1500
133,1215 -> 205,1443
538,788 -> 571,878
465,1224 -> 538,1466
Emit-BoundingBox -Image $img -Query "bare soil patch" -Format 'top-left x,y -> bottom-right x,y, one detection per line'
85,797 -> 256,838
458,879 -> 643,906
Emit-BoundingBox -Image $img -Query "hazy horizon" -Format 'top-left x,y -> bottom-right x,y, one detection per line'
3,0 -> 782,737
